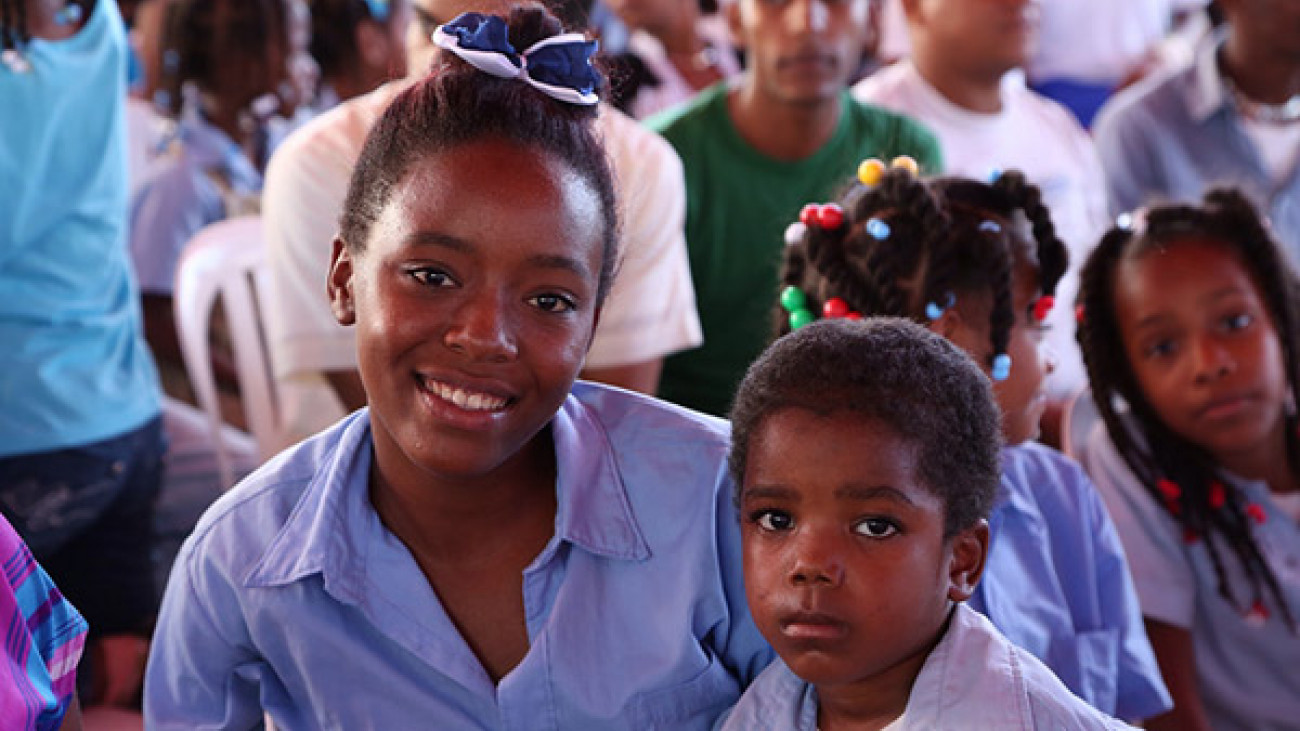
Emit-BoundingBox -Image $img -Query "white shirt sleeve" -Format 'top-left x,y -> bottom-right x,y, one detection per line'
586,107 -> 702,369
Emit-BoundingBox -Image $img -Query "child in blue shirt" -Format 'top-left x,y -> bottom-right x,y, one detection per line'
144,7 -> 771,728
768,162 -> 1171,722
1077,190 -> 1300,730
720,318 -> 1129,730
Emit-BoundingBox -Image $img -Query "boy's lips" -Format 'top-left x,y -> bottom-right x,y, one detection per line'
779,610 -> 849,641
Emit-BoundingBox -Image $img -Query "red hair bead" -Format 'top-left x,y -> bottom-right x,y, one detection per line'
1075,303 -> 1086,325
1209,482 -> 1226,510
1033,295 -> 1055,322
799,204 -> 819,226
823,297 -> 850,318
1247,503 -> 1267,525
1183,527 -> 1199,545
1157,478 -> 1181,501
817,204 -> 844,230
845,312 -> 862,321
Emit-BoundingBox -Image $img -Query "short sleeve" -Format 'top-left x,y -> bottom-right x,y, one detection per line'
585,107 -> 703,368
1092,96 -> 1162,217
1083,424 -> 1196,628
129,159 -> 224,295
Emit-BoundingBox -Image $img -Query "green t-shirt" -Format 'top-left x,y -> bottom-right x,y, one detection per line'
649,84 -> 942,416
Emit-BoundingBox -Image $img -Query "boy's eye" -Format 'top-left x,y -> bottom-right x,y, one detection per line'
753,510 -> 793,532
853,517 -> 898,538
528,293 -> 577,313
409,267 -> 455,288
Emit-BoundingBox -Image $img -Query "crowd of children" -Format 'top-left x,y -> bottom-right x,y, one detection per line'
2,0 -> 1297,729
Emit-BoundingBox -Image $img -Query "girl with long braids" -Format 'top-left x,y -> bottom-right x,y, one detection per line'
775,163 -> 1171,723
1077,190 -> 1300,731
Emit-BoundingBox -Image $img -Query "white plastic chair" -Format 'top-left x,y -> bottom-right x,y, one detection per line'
1060,387 -> 1099,464
173,216 -> 282,489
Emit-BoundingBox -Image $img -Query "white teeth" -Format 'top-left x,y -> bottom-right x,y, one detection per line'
424,378 -> 508,412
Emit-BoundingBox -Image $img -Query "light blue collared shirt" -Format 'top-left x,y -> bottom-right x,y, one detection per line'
718,604 -> 1135,730
145,383 -> 773,729
1085,425 -> 1300,731
1094,32 -> 1300,267
969,442 -> 1172,721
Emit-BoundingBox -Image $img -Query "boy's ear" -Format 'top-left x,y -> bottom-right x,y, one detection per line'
355,19 -> 391,71
725,0 -> 745,50
947,519 -> 988,603
328,237 -> 357,326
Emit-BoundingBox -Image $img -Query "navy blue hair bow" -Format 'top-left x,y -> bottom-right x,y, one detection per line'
433,12 -> 600,106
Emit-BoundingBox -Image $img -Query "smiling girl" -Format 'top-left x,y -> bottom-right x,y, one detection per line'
143,7 -> 770,728
1077,190 -> 1300,731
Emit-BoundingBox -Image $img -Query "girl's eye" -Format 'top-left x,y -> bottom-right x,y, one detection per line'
753,510 -> 793,532
1223,312 -> 1253,331
528,293 -> 577,313
1144,338 -> 1178,360
409,268 -> 455,288
853,518 -> 898,538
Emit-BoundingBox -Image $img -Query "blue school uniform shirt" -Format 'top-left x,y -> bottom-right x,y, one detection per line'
128,100 -> 263,295
144,382 -> 773,729
718,604 -> 1135,731
1085,425 -> 1300,731
969,442 -> 1172,721
0,0 -> 161,458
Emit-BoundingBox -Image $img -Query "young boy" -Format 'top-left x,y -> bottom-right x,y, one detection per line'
721,318 -> 1132,729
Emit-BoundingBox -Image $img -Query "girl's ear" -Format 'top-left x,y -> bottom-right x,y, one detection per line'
947,519 -> 988,603
328,237 -> 357,326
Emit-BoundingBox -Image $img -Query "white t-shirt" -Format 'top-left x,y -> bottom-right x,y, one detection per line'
875,0 -> 1207,84
261,81 -> 702,450
853,62 -> 1109,399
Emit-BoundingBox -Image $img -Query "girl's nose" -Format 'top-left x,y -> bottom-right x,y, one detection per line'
443,295 -> 518,362
788,533 -> 845,588
1192,336 -> 1233,383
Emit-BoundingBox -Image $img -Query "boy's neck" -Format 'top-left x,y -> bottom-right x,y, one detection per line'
1222,32 -> 1300,106
814,617 -> 946,731
911,49 -> 1007,115
726,82 -> 844,162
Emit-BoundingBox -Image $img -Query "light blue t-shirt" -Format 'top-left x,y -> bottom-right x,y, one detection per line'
0,0 -> 161,457
970,442 -> 1172,721
145,383 -> 774,729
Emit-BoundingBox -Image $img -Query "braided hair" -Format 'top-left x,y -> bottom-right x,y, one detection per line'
156,0 -> 291,117
777,166 -> 1068,376
1077,188 -> 1300,629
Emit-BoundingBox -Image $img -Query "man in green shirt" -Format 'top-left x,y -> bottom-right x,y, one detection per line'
650,0 -> 941,416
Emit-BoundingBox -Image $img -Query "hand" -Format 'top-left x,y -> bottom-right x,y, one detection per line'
90,634 -> 150,708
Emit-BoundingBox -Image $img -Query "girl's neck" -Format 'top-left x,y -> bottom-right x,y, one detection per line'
1216,424 -> 1300,495
369,432 -> 559,563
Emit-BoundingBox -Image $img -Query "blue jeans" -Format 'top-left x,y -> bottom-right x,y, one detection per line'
0,417 -> 165,637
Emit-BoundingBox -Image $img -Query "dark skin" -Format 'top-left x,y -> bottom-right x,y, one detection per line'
367,434 -> 557,680
1219,0 -> 1300,105
1142,619 -> 1212,731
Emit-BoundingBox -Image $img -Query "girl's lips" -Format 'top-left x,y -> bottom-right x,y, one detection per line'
1196,393 -> 1254,422
422,376 -> 511,412
780,611 -> 849,641
416,375 -> 516,423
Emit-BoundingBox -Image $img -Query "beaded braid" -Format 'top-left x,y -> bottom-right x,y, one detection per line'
991,171 -> 1069,297
1077,188 -> 1300,630
777,167 -> 1063,379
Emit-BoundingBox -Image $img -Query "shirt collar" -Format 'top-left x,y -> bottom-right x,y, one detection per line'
245,392 -> 652,591
996,445 -> 1041,519
1187,31 -> 1231,124
175,98 -> 265,194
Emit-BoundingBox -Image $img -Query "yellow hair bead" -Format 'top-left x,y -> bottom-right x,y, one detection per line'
857,158 -> 886,187
890,155 -> 919,175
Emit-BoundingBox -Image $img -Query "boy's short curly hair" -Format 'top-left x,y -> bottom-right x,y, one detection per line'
729,317 -> 1002,537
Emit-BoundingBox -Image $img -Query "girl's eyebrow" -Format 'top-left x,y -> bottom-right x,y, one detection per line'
835,485 -> 916,505
404,232 -> 592,278
740,485 -> 797,501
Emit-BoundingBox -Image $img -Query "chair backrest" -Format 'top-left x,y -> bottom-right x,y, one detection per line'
1061,387 -> 1099,464
173,215 -> 281,488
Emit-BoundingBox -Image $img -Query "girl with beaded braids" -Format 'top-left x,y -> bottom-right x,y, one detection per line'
145,5 -> 771,728
775,162 -> 1173,723
1076,190 -> 1300,731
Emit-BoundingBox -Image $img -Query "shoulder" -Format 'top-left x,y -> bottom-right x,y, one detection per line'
850,61 -> 913,104
175,415 -> 363,584
845,97 -> 941,165
1002,442 -> 1094,495
717,659 -> 814,731
266,83 -> 401,184
572,381 -> 729,456
597,105 -> 684,184
1093,64 -> 1193,142
645,82 -> 729,142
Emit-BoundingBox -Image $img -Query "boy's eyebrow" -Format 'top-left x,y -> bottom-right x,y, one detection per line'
835,485 -> 917,505
740,485 -> 798,501
405,232 -> 592,278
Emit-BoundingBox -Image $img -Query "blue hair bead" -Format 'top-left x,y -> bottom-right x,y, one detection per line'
924,291 -> 955,321
978,220 -> 1002,234
1116,212 -> 1134,231
54,2 -> 83,26
987,168 -> 1003,183
363,0 -> 392,22
865,218 -> 891,241
991,354 -> 1012,382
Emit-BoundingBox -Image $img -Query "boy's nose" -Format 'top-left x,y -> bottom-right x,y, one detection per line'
788,537 -> 845,587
